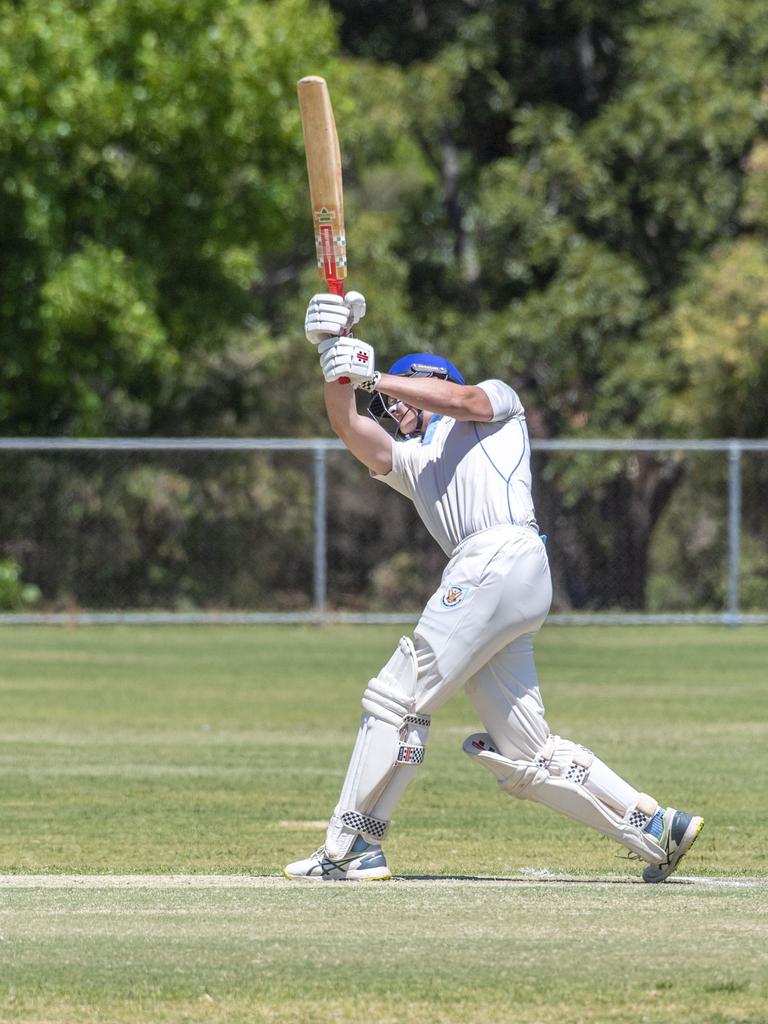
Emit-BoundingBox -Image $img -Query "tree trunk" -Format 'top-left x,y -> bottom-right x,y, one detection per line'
535,454 -> 687,610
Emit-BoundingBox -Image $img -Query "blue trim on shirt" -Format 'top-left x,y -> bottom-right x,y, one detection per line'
421,415 -> 443,445
472,420 -> 527,525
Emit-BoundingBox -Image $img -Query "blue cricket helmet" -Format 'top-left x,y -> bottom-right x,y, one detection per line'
386,353 -> 465,385
367,352 -> 465,429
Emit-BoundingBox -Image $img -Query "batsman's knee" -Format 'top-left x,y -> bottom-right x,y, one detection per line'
372,634 -> 422,701
360,639 -> 431,771
462,732 -> 551,797
360,635 -> 431,769
462,731 -> 665,862
463,732 -> 603,799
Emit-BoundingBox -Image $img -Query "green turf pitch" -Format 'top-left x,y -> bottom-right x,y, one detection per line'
0,624 -> 766,1023
1,876 -> 766,1024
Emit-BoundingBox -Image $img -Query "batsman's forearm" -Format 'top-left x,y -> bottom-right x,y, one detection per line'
323,380 -> 358,436
374,373 -> 492,422
323,381 -> 393,475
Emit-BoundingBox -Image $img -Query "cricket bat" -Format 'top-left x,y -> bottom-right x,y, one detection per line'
297,75 -> 347,299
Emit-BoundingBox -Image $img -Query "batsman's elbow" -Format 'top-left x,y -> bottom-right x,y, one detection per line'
449,385 -> 494,422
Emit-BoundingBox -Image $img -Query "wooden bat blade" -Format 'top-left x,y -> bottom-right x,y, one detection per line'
297,76 -> 347,294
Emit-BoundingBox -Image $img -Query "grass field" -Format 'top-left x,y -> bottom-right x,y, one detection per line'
0,624 -> 766,1023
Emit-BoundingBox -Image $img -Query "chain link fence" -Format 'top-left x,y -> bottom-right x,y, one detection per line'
0,437 -> 765,625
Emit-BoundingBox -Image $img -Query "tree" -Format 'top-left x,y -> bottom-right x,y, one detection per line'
2,0 -> 767,612
0,0 -> 337,435
326,0 -> 768,608
0,0 -> 342,609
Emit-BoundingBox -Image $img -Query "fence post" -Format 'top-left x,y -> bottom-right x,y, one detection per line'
726,441 -> 742,626
313,445 -> 328,615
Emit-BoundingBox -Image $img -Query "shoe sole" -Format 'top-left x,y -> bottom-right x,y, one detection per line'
282,868 -> 392,882
643,816 -> 705,883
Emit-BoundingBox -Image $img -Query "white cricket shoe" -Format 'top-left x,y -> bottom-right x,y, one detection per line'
283,836 -> 392,882
642,808 -> 705,883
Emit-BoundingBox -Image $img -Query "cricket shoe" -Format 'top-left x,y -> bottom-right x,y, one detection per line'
642,808 -> 705,883
283,836 -> 392,882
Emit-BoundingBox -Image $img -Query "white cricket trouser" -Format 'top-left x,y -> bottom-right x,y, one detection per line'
327,523 -> 659,860
412,524 -> 551,744
411,524 -> 648,821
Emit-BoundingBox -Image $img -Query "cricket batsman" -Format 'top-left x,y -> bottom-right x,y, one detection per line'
284,292 -> 705,883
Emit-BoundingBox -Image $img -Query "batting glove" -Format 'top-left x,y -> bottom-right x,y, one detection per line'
318,337 -> 378,389
304,291 -> 366,345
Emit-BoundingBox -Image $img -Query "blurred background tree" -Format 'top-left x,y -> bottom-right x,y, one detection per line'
0,0 -> 336,436
0,0 -> 766,611
326,0 -> 768,609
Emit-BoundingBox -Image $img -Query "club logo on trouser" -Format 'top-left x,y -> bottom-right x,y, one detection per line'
441,585 -> 466,608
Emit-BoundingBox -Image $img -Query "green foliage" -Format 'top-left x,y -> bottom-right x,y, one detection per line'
0,559 -> 41,610
355,0 -> 768,441
668,238 -> 768,436
0,0 -> 337,434
2,0 -> 768,610
326,0 -> 768,608
0,453 -> 315,610
742,138 -> 768,227
369,550 -> 432,610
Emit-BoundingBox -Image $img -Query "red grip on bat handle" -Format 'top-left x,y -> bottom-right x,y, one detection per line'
327,277 -> 351,384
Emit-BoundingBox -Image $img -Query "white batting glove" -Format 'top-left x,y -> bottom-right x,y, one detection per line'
304,291 -> 367,345
345,290 -> 367,325
318,337 -> 378,389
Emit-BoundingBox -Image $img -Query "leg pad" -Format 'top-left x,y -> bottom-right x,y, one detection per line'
463,732 -> 666,863
326,637 -> 431,858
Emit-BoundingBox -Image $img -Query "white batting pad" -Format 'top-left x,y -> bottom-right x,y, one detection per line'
464,733 -> 665,863
325,637 -> 430,859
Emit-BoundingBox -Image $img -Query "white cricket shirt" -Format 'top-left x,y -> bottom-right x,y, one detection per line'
373,380 -> 539,555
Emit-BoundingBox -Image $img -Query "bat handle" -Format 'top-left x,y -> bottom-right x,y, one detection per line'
327,277 -> 351,384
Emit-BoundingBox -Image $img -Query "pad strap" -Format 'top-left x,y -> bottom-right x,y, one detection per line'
341,809 -> 390,843
397,745 -> 425,765
535,736 -> 593,785
397,712 -> 431,766
627,793 -> 659,830
404,713 -> 431,728
565,746 -> 593,784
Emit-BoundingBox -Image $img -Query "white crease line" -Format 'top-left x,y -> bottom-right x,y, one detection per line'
0,874 -> 765,889
0,875 -> 267,889
673,875 -> 763,888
